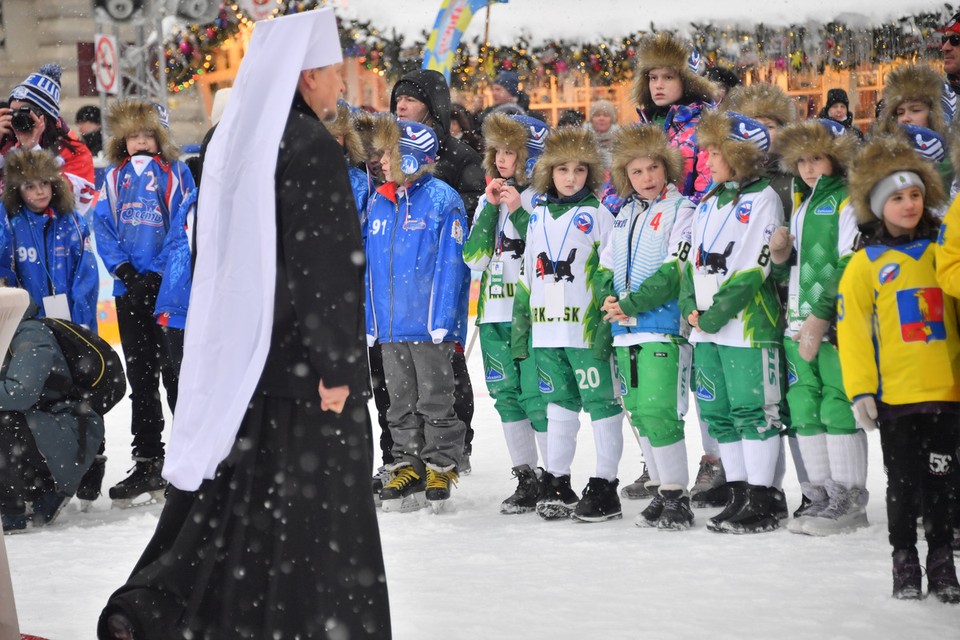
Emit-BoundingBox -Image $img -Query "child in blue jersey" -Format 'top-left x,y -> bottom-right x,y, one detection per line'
94,100 -> 195,506
0,149 -> 98,329
366,118 -> 469,513
596,124 -> 696,530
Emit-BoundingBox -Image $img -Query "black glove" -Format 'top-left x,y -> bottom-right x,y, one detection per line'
140,271 -> 162,293
115,263 -> 141,290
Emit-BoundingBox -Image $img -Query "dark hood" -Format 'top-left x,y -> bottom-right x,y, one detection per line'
390,69 -> 451,137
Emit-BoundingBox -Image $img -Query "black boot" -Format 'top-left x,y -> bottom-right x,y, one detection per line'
77,454 -> 107,511
892,547 -> 922,600
634,483 -> 664,528
718,485 -> 780,534
572,477 -> 622,523
706,481 -> 748,532
536,472 -> 579,520
500,465 -> 541,514
108,458 -> 168,507
657,487 -> 694,531
927,546 -> 960,604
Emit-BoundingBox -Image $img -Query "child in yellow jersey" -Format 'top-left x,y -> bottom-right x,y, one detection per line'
839,135 -> 960,603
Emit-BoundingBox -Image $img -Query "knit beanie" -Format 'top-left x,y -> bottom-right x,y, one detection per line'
393,80 -> 430,106
10,63 -> 62,119
398,120 -> 438,175
494,71 -> 521,98
512,114 -> 549,177
899,124 -> 945,163
824,88 -> 849,110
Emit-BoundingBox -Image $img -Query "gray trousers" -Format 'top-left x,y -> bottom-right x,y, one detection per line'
381,341 -> 465,471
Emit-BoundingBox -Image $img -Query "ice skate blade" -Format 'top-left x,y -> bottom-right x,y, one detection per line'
381,492 -> 426,513
428,499 -> 454,514
78,498 -> 95,513
572,511 -> 622,523
717,520 -> 780,534
500,503 -> 536,515
536,502 -> 576,520
111,489 -> 166,510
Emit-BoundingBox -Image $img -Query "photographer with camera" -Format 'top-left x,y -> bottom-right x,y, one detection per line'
0,65 -> 97,219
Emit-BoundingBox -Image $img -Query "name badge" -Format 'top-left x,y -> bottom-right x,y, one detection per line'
43,293 -> 71,321
618,292 -> 637,327
489,259 -> 504,296
693,272 -> 720,310
544,281 -> 565,319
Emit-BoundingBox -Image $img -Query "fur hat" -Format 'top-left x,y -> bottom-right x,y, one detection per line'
847,135 -> 945,224
696,110 -> 769,182
773,119 -> 859,176
2,149 -> 74,215
722,83 -> 797,126
877,64 -> 950,138
631,33 -> 717,111
371,117 -> 436,184
610,124 -> 684,198
105,100 -> 179,165
354,110 -> 386,162
323,101 -> 364,165
481,113 -> 549,185
531,127 -> 604,196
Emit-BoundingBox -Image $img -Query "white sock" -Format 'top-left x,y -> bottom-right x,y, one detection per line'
502,419 -> 538,469
546,403 -> 580,477
788,435 -> 810,485
638,436 -> 661,483
742,437 -> 780,487
697,405 -> 720,457
653,440 -> 689,488
718,441 -> 746,482
592,413 -> 624,482
535,430 -> 549,468
827,430 -> 869,489
797,433 -> 829,485
773,436 -> 786,489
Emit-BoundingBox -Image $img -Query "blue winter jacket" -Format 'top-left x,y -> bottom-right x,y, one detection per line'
365,174 -> 469,345
349,164 -> 370,222
93,154 -> 196,296
153,188 -> 196,330
0,205 -> 99,331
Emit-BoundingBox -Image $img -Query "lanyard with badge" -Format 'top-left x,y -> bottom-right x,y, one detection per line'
489,207 -> 508,297
620,199 -> 651,328
25,212 -> 71,321
542,205 -> 580,319
694,197 -> 736,310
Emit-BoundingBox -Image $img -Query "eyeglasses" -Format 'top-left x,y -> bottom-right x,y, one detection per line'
942,34 -> 960,46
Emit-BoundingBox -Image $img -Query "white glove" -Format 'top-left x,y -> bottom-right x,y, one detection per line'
768,226 -> 795,265
795,315 -> 831,362
852,395 -> 878,431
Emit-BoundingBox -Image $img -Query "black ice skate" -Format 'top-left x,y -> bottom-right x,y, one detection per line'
620,463 -> 653,500
657,486 -> 694,531
371,466 -> 389,508
634,483 -> 664,528
109,458 -> 167,509
718,485 -> 780,534
425,466 -> 459,514
380,465 -> 426,513
76,454 -> 107,512
927,546 -> 960,604
536,472 -> 579,520
892,548 -> 922,600
706,481 -> 748,532
500,465 -> 541,514
572,477 -> 622,523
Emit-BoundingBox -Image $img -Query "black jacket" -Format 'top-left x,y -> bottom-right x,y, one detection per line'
257,93 -> 370,400
390,69 -> 486,220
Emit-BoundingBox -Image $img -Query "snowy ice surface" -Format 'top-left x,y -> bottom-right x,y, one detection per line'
5,323 -> 960,639
330,0 -> 940,45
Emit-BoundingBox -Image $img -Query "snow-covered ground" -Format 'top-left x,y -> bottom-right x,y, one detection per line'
4,325 -> 959,639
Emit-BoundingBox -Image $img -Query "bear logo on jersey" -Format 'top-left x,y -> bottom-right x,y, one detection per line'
499,233 -> 525,260
696,241 -> 735,275
536,248 -> 577,282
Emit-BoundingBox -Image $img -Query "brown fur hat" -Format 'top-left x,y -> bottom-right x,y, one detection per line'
322,102 -> 364,165
370,117 -> 435,184
353,110 -> 384,163
610,124 -> 684,198
847,134 -> 945,224
696,110 -> 766,182
482,113 -> 532,185
2,149 -> 75,214
531,127 -> 604,196
877,64 -> 950,138
773,120 -> 860,176
631,33 -> 717,111
722,83 -> 797,126
105,100 -> 178,165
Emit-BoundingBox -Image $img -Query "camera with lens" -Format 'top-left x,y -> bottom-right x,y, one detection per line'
11,105 -> 41,133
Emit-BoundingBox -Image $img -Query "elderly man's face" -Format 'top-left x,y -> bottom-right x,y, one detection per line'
944,33 -> 960,75
299,63 -> 344,122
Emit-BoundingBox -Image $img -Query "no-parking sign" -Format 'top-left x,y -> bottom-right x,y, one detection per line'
94,33 -> 119,95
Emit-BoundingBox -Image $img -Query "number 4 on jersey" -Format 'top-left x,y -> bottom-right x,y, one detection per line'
649,212 -> 662,231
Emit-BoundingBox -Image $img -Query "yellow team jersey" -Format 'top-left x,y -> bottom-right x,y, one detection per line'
936,196 -> 960,298
837,237 -> 960,406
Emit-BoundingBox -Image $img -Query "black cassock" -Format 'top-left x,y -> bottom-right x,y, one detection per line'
98,94 -> 390,639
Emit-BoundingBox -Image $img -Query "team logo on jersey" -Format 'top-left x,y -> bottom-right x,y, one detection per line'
528,211 -> 538,226
119,201 -> 165,227
403,216 -> 426,231
897,287 -> 946,343
735,201 -> 752,224
695,371 -> 715,401
484,355 -> 505,382
815,200 -> 836,216
538,368 -> 554,393
451,219 -> 464,244
574,212 -> 594,234
400,154 -> 421,175
536,249 -> 577,282
763,224 -> 778,244
786,360 -> 798,386
878,263 -> 900,284
499,232 -> 525,260
697,241 -> 735,275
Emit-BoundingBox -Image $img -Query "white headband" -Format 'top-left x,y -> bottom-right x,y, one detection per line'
869,171 -> 925,219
